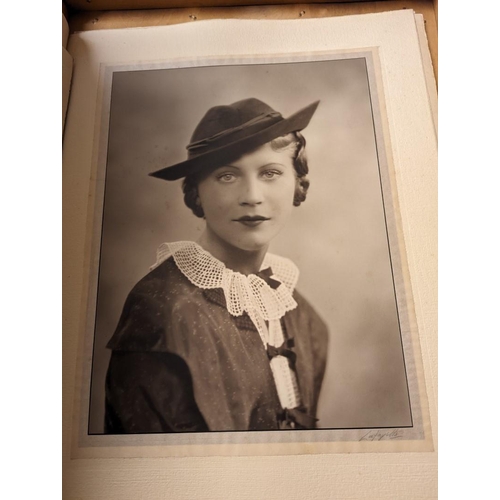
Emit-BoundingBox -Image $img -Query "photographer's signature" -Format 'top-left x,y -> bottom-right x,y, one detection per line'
359,429 -> 404,441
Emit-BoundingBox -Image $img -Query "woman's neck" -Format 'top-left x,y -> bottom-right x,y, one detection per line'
197,229 -> 268,276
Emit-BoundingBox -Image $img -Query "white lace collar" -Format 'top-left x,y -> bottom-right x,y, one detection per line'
151,241 -> 299,321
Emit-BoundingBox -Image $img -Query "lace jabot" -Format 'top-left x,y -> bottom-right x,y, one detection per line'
151,241 -> 299,321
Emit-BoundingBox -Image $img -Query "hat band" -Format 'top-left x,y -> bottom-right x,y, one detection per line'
186,111 -> 282,158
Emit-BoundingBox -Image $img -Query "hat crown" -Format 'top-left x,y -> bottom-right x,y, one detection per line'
190,98 -> 278,143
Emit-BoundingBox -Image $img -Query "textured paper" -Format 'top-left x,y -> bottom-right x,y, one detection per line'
63,10 -> 437,497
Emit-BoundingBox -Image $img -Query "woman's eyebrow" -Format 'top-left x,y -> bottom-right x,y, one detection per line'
214,162 -> 285,172
259,162 -> 285,169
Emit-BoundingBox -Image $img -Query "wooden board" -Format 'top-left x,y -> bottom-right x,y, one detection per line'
66,0 -> 393,11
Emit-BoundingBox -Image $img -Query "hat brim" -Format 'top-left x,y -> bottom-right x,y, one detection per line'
149,100 -> 320,181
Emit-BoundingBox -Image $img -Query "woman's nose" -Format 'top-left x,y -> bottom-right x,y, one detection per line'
239,178 -> 264,206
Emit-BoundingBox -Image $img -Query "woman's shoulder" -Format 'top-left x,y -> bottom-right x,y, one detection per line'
132,255 -> 187,293
288,288 -> 329,352
292,289 -> 328,327
130,255 -> 225,325
107,257 -> 208,352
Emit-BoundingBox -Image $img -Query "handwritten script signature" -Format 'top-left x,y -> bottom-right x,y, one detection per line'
359,429 -> 404,441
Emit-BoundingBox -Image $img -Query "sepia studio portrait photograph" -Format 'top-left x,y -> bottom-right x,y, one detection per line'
87,56 -> 414,436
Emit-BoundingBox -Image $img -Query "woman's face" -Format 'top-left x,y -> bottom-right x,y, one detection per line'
197,142 -> 297,254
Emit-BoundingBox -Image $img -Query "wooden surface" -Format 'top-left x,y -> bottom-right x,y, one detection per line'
68,1 -> 437,81
66,0 -> 387,11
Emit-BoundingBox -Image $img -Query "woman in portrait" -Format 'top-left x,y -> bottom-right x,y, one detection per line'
104,97 -> 329,433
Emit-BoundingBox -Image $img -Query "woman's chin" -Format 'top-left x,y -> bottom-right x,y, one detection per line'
230,239 -> 270,254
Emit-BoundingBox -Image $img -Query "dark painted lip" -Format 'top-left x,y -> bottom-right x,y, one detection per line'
233,216 -> 271,222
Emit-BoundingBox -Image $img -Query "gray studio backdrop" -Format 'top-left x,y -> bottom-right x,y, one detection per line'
88,58 -> 411,433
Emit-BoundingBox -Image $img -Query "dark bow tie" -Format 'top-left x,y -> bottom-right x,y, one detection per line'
266,338 -> 296,369
279,406 -> 318,429
255,267 -> 282,290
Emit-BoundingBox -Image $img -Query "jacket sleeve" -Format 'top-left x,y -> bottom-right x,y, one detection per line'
105,350 -> 208,434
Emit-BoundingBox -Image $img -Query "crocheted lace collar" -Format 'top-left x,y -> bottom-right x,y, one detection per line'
151,241 -> 299,321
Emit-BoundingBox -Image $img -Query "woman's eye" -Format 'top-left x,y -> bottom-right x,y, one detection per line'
217,173 -> 236,182
262,170 -> 282,179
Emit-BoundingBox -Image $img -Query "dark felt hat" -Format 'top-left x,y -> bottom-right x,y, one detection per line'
149,98 -> 320,181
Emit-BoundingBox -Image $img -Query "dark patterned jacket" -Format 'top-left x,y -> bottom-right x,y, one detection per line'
105,256 -> 328,433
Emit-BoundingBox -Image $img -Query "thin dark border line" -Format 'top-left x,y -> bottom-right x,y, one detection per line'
86,55 -> 416,436
88,424 -> 414,437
